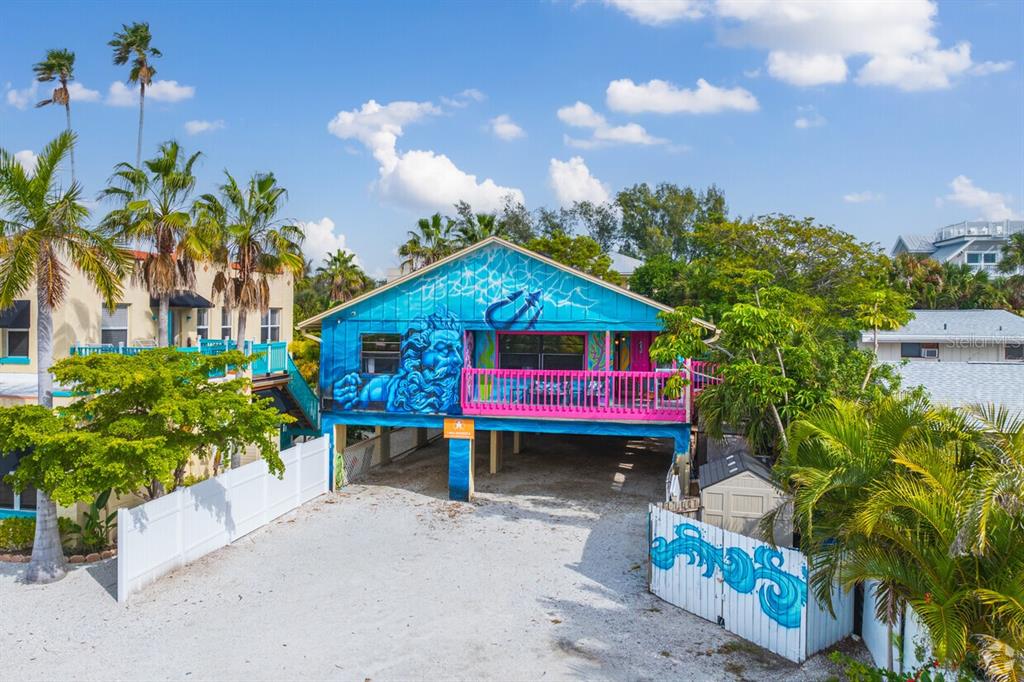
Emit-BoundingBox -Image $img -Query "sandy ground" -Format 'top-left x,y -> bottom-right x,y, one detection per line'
1,433 -> 861,681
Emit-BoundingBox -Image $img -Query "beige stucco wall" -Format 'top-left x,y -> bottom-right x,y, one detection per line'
0,257 -> 293,390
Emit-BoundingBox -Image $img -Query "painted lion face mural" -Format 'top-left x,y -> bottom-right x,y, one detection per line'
333,308 -> 464,414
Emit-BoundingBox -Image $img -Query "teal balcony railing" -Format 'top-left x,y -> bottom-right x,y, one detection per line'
70,340 -> 290,377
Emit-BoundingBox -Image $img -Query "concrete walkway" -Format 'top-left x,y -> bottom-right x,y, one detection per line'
1,434 -> 858,681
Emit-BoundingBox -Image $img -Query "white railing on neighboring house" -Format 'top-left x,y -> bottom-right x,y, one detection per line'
117,436 -> 329,603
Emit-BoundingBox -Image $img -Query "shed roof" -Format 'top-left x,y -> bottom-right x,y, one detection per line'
699,445 -> 775,489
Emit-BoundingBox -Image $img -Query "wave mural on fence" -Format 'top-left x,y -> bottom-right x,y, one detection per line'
650,522 -> 808,628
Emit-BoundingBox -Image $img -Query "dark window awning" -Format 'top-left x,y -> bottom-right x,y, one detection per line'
150,292 -> 214,309
0,300 -> 30,328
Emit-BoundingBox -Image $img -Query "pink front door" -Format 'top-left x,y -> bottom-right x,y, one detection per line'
630,332 -> 654,372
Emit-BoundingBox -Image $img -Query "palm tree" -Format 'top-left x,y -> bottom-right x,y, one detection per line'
100,141 -> 204,347
0,131 -> 128,583
455,211 -> 501,246
316,249 -> 370,303
998,233 -> 1024,276
33,49 -> 78,182
195,172 -> 304,350
398,213 -> 455,273
109,22 -> 161,168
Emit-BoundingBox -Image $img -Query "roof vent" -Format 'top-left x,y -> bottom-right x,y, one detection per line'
943,323 -> 947,330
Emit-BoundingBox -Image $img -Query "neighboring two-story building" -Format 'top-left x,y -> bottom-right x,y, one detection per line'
892,220 -> 1024,273
0,252 -> 295,404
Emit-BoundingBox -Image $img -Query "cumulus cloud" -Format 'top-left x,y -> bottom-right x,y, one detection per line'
793,105 -> 826,129
489,114 -> 525,141
606,78 -> 759,114
604,0 -> 705,25
605,0 -> 1010,91
557,101 -> 667,149
67,82 -> 101,102
5,82 -> 38,110
943,176 -> 1018,221
328,98 -> 524,212
298,217 -> 358,270
843,191 -> 883,204
13,150 -> 38,175
185,119 -> 225,135
106,79 -> 195,106
549,157 -> 610,206
440,88 -> 485,108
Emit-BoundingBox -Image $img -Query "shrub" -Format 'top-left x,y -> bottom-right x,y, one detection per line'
0,516 -> 78,551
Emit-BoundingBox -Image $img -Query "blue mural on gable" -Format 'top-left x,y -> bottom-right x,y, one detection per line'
485,289 -> 544,329
651,522 -> 808,628
332,307 -> 463,414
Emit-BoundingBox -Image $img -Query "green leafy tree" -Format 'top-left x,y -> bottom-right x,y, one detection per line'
525,232 -> 624,285
998,233 -> 1024,276
398,212 -> 456,273
0,131 -> 128,583
856,289 -> 914,389
109,22 -> 161,168
316,249 -> 371,303
452,201 -> 503,245
195,172 -> 305,350
32,49 -> 78,182
616,182 -> 726,260
100,141 -> 204,347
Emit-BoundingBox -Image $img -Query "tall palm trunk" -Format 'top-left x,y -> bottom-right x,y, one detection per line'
235,308 -> 247,351
158,294 -> 170,347
64,99 -> 75,183
136,82 -> 145,169
27,284 -> 67,583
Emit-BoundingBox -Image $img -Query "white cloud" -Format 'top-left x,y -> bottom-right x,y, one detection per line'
843,191 -> 883,204
489,114 -> 525,141
67,82 -> 101,102
793,105 -> 825,129
106,79 -> 195,106
767,51 -> 847,87
185,119 -> 225,135
606,78 -> 759,114
855,43 -> 973,91
549,157 -> 610,206
13,150 -> 38,175
557,101 -> 667,148
327,98 -> 524,212
604,0 -> 705,25
5,82 -> 38,110
943,175 -> 1018,221
298,217 -> 358,269
441,88 -> 486,108
970,60 -> 1013,76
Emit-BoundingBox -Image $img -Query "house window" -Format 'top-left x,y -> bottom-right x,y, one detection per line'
260,308 -> 281,343
196,309 -> 209,340
499,334 -> 585,370
901,342 -> 938,359
101,304 -> 129,346
220,308 -> 232,340
1007,344 -> 1024,361
0,300 -> 30,358
966,252 -> 998,270
0,451 -> 36,512
361,333 -> 401,373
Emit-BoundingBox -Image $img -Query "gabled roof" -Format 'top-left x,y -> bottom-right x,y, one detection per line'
297,236 -> 673,329
863,309 -> 1024,343
699,443 -> 775,489
892,234 -> 936,255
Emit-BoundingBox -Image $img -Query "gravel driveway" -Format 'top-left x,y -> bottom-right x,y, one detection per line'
1,433 -> 856,681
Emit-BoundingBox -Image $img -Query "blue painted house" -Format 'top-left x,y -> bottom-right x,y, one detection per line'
298,237 -> 696,500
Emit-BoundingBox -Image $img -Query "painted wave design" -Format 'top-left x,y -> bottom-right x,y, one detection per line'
651,522 -> 808,628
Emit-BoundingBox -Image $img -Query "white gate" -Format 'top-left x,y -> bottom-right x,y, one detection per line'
649,504 -> 852,663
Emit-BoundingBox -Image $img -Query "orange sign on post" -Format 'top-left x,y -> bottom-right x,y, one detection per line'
444,418 -> 475,439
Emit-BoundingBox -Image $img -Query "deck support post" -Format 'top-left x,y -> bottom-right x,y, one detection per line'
489,431 -> 503,474
448,435 -> 475,501
512,431 -> 521,455
332,423 -> 347,490
376,425 -> 391,466
415,427 -> 429,448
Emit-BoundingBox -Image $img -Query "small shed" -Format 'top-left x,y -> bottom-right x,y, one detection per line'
699,446 -> 791,546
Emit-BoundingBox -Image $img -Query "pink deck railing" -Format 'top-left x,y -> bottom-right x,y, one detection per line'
460,368 -> 690,422
689,360 -> 721,393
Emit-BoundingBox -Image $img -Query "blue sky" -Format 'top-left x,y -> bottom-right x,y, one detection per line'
2,0 -> 1021,275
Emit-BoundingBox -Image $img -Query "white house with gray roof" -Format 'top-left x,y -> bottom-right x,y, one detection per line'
860,309 -> 1024,362
894,361 -> 1024,416
893,220 -> 1023,274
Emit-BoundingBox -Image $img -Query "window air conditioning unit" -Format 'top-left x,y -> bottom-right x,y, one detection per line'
922,348 -> 939,359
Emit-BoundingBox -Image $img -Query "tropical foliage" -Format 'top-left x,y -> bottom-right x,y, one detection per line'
32,49 -> 78,181
771,398 -> 1024,680
889,253 -> 1024,313
109,21 -> 161,167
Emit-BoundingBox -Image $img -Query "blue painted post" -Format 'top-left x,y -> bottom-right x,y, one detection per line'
448,437 -> 474,501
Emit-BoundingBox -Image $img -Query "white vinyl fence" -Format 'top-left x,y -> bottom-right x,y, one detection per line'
862,580 -> 932,673
117,436 -> 330,603
649,504 -> 853,663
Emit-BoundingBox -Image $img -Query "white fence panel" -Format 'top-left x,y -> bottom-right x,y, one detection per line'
862,580 -> 900,670
862,580 -> 933,674
649,505 -> 852,664
118,436 -> 329,603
